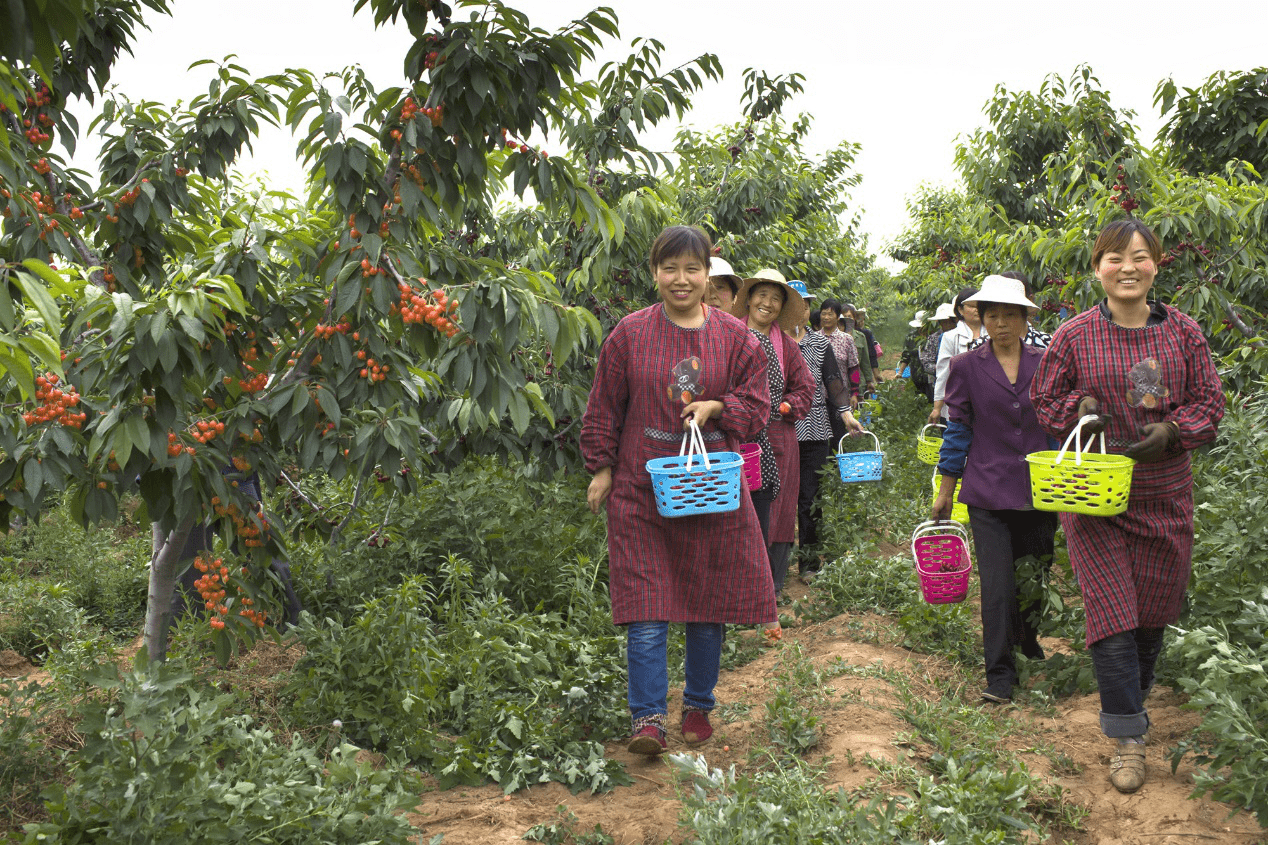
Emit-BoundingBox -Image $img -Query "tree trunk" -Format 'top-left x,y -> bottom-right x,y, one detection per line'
143,516 -> 195,663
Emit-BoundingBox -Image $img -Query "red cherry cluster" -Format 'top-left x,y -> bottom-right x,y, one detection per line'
1158,240 -> 1214,269
238,372 -> 268,393
192,555 -> 267,630
191,418 -> 225,444
23,122 -> 50,145
166,431 -> 194,457
114,180 -> 147,210
396,282 -> 460,336
210,497 -> 272,549
358,358 -> 389,382
1110,165 -> 1138,213
314,320 -> 351,339
23,373 -> 85,427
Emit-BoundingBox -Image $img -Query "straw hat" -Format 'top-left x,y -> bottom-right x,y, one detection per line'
930,302 -> 957,322
730,269 -> 810,334
965,275 -> 1037,309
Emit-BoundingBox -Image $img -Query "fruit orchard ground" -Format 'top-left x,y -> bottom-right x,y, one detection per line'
4,590 -> 1262,843
408,583 -> 1266,844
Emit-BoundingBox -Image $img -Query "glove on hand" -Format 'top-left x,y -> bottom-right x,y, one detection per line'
1124,422 -> 1178,463
1076,396 -> 1111,436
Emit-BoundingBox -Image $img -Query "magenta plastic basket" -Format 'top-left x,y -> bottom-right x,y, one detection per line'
738,442 -> 762,491
910,520 -> 972,604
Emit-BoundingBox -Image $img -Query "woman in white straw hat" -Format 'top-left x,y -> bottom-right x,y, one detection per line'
730,269 -> 817,602
932,274 -> 1058,706
900,310 -> 933,403
967,271 -> 1051,352
920,303 -> 956,397
928,287 -> 986,425
707,257 -> 742,310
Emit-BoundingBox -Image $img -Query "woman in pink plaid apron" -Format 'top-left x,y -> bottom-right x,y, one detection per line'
581,226 -> 776,756
1031,219 -> 1224,793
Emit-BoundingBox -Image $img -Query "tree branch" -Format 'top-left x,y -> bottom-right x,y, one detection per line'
278,469 -> 325,514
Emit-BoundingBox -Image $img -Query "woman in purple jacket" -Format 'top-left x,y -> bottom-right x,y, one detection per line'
932,275 -> 1056,705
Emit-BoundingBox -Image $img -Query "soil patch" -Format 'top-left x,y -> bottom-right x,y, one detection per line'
408,615 -> 1266,845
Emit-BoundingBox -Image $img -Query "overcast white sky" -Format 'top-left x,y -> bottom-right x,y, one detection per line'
85,0 -> 1268,258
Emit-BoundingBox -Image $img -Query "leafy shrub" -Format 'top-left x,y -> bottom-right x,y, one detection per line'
0,680 -> 61,831
0,503 -> 149,634
22,658 -> 419,845
523,805 -> 614,845
289,562 -> 630,794
0,581 -> 95,662
765,642 -> 824,754
289,457 -> 610,622
671,753 -> 919,845
1162,391 -> 1268,821
1186,391 -> 1268,639
1168,592 -> 1268,825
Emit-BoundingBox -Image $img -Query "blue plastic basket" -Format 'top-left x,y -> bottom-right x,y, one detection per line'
901,365 -> 911,378
836,431 -> 884,483
646,424 -> 743,517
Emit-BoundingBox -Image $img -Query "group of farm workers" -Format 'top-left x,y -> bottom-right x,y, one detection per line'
580,219 -> 1225,797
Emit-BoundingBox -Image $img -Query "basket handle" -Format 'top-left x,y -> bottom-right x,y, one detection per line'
681,420 -> 713,471
838,430 -> 880,454
912,519 -> 964,537
910,519 -> 968,560
1054,414 -> 1106,467
919,423 -> 946,439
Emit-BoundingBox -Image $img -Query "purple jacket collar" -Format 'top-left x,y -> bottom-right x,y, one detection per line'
967,339 -> 1043,394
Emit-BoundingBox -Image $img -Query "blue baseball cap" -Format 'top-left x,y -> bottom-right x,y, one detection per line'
787,280 -> 812,299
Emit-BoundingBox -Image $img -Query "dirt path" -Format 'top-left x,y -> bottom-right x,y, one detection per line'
409,606 -> 1266,844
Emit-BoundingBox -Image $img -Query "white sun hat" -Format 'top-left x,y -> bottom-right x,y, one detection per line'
930,302 -> 957,322
908,309 -> 927,328
709,257 -> 738,278
965,274 -> 1037,309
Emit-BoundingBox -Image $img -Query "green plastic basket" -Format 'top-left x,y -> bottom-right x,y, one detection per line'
931,471 -> 969,525
1025,417 -> 1134,517
917,423 -> 944,466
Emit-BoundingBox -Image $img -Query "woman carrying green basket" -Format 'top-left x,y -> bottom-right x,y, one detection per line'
1030,219 -> 1225,794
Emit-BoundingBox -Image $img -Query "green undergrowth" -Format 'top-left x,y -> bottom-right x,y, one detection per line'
670,660 -> 1086,844
4,381 -> 1268,833
17,657 -> 420,845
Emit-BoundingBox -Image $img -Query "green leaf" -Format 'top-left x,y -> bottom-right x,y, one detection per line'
16,262 -> 62,330
0,346 -> 35,398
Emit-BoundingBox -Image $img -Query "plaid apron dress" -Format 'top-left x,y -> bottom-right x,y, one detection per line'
1031,304 -> 1224,643
765,328 -> 816,544
581,305 -> 778,625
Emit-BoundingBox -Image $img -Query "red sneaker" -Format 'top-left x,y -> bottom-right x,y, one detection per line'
627,725 -> 667,756
682,710 -> 713,745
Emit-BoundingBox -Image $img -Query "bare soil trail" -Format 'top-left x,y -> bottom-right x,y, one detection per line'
409,589 -> 1266,845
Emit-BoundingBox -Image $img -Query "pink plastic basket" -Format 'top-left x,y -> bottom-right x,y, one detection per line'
738,442 -> 762,491
910,520 -> 972,604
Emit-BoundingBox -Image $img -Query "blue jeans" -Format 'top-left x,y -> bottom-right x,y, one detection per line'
1089,627 -> 1165,738
627,621 -> 724,723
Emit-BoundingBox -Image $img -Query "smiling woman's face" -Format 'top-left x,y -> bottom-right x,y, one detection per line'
819,307 -> 838,332
1094,231 -> 1157,309
747,283 -> 786,330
